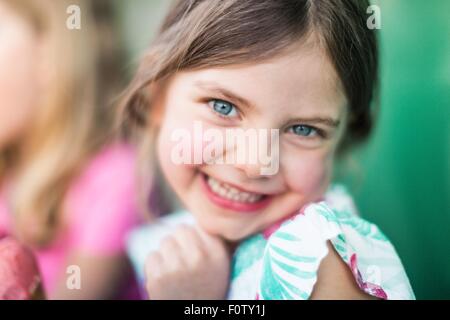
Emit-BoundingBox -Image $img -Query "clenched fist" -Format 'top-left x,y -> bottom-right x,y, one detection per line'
144,225 -> 231,300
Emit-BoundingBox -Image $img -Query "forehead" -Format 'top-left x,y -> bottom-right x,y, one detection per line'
174,40 -> 347,118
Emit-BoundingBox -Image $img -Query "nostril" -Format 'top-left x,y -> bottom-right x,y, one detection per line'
234,163 -> 263,179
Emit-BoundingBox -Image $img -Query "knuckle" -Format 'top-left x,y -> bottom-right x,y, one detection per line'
187,247 -> 204,266
175,224 -> 196,238
145,252 -> 161,269
145,255 -> 165,287
160,236 -> 177,251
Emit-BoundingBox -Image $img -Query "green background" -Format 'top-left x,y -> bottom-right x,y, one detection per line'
335,0 -> 450,299
118,0 -> 450,299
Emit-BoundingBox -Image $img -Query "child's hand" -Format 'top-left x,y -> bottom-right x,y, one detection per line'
144,225 -> 231,300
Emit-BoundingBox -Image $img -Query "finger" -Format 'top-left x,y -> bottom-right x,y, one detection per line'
159,236 -> 184,268
144,252 -> 164,300
173,225 -> 207,264
145,251 -> 163,281
173,225 -> 204,249
195,226 -> 230,257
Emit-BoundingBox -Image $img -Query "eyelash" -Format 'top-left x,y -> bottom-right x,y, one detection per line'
286,125 -> 326,139
207,98 -> 240,119
205,98 -> 327,139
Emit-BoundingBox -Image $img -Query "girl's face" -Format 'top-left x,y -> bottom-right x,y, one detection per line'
156,40 -> 348,241
0,2 -> 44,149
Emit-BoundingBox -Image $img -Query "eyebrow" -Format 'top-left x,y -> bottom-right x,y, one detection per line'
285,117 -> 341,129
194,80 -> 255,110
195,80 -> 341,129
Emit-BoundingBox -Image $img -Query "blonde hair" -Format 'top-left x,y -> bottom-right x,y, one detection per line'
2,0 -> 124,246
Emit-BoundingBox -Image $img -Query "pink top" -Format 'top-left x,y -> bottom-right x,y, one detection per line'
0,143 -> 140,297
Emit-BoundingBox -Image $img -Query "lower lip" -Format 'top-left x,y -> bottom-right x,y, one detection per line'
200,173 -> 273,213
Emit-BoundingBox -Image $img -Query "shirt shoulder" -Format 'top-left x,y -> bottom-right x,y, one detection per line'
63,142 -> 140,254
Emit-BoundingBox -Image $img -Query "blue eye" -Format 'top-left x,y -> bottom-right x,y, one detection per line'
290,125 -> 317,137
209,99 -> 238,117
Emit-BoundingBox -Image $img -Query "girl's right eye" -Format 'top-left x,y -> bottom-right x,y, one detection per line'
208,99 -> 239,118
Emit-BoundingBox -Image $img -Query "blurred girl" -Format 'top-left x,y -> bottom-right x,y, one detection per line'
0,0 -> 139,299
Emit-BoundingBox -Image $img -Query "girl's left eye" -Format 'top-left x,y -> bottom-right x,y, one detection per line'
208,99 -> 238,118
288,124 -> 319,137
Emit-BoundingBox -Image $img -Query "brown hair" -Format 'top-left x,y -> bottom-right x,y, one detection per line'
118,0 -> 379,212
2,0 -> 125,246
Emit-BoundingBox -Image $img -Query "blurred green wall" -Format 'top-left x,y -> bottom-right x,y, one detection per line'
336,0 -> 450,299
118,0 -> 450,299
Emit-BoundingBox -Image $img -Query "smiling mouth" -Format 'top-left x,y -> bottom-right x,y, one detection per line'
206,175 -> 265,203
200,172 -> 272,212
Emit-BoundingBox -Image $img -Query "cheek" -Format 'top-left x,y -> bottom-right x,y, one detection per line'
157,124 -> 190,193
0,24 -> 40,147
156,107 -> 201,198
283,149 -> 334,200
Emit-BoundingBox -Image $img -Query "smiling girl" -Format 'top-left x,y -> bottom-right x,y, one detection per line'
122,0 -> 414,299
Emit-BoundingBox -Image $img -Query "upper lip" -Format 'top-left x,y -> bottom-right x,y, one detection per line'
203,172 -> 270,196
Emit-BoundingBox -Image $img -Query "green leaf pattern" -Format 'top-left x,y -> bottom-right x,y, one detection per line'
227,185 -> 416,300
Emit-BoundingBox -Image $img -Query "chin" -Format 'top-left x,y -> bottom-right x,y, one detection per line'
198,219 -> 255,242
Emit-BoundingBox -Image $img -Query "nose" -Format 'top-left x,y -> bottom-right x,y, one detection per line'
232,147 -> 280,178
219,125 -> 280,178
234,162 -> 269,180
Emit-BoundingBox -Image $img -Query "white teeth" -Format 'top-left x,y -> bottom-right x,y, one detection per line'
206,175 -> 264,203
